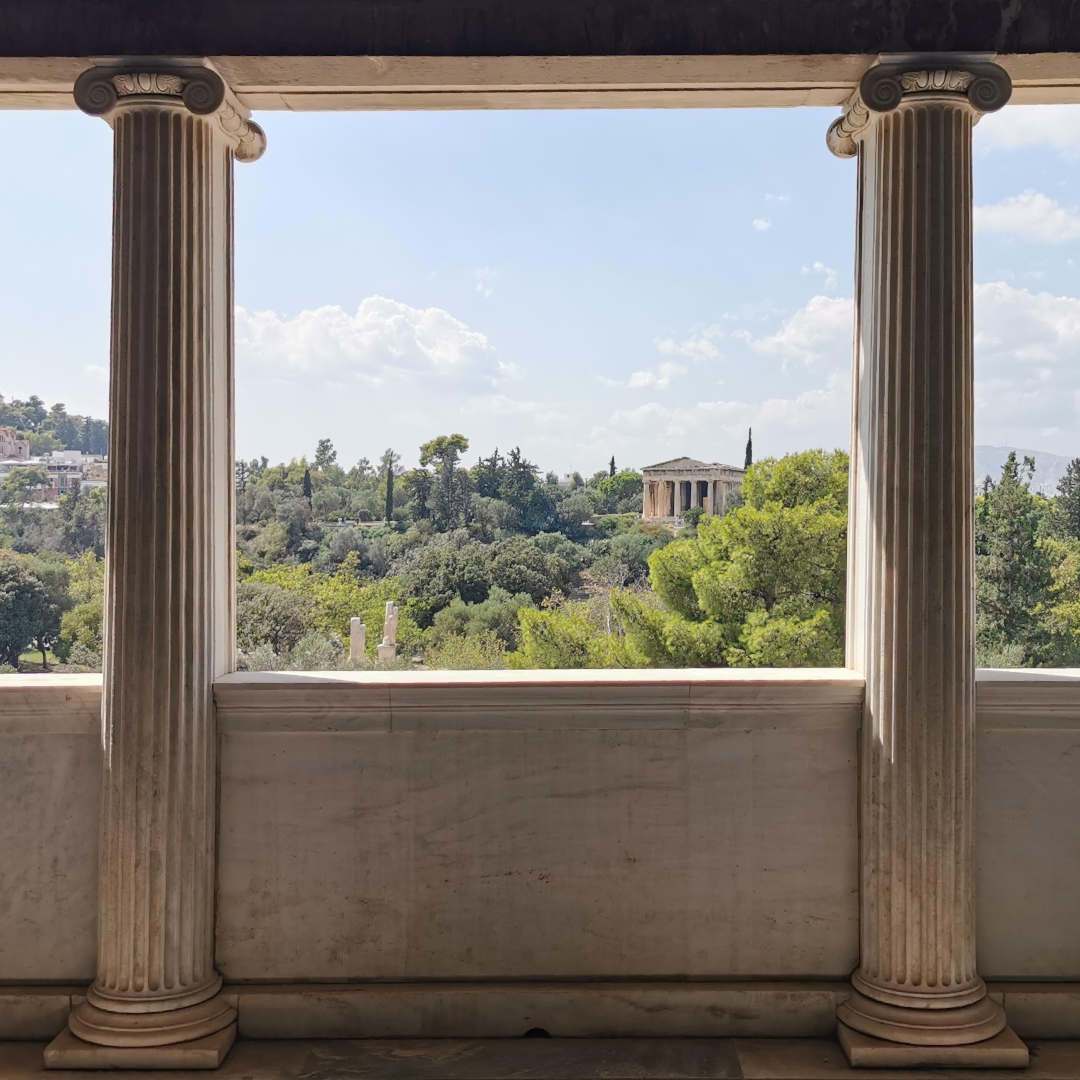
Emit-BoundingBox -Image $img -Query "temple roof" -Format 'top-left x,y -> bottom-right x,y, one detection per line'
642,457 -> 745,473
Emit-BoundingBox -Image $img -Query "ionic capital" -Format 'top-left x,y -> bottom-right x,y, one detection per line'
827,54 -> 1011,158
74,60 -> 266,162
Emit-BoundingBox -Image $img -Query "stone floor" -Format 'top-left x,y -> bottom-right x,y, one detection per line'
2,1038 -> 1078,1080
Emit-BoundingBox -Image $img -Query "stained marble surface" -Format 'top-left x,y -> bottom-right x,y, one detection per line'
3,1037 -> 1080,1080
216,717 -> 860,980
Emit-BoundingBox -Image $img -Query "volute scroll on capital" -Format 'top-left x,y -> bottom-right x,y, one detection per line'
73,62 -> 266,162
826,55 -> 1012,158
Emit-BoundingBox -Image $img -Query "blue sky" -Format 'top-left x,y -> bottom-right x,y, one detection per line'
1,104 -> 1078,474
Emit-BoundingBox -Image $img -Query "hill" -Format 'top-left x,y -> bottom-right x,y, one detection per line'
975,446 -> 1074,496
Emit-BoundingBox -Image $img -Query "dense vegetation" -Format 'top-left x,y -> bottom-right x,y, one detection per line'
2,393 -> 1080,672
0,394 -> 108,455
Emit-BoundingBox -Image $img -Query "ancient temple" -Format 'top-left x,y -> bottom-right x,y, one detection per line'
641,457 -> 745,521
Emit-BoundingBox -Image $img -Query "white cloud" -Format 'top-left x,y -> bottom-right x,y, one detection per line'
85,364 -> 108,385
801,260 -> 840,291
235,296 -> 506,388
765,193 -> 791,203
751,217 -> 772,232
974,191 -> 1080,244
627,361 -> 688,390
473,266 -> 498,298
458,393 -> 569,429
973,281 -> 1080,437
750,294 -> 853,367
655,327 -> 724,362
977,105 -> 1080,156
597,371 -> 851,454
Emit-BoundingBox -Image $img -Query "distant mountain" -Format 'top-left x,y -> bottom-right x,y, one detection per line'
975,445 -> 1075,496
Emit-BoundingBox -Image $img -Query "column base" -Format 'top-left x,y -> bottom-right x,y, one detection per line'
69,992 -> 236,1047
838,1022 -> 1029,1068
839,985 -> 1007,1045
44,1023 -> 236,1070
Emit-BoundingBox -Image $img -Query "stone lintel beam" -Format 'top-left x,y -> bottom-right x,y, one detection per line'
826,53 -> 1011,158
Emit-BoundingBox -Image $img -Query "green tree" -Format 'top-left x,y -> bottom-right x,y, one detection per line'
403,467 -> 433,520
237,580 -> 317,657
1044,538 -> 1080,664
744,427 -> 753,470
248,561 -> 420,658
1055,458 -> 1080,541
975,453 -> 1055,666
79,416 -> 109,455
0,555 -> 49,668
419,434 -> 470,528
609,455 -> 616,478
1,465 -> 50,541
618,450 -> 848,667
472,449 -> 504,498
58,487 -> 107,556
1,465 -> 48,506
400,535 -> 492,626
301,468 -> 313,508
593,470 -> 644,514
58,551 -> 105,665
22,395 -> 47,430
20,555 -> 70,667
381,448 -> 400,523
428,587 -> 534,650
314,438 -> 337,471
426,628 -> 508,670
509,600 -> 643,669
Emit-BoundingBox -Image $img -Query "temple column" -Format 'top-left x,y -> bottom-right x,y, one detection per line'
830,57 -> 1026,1068
48,62 -> 265,1071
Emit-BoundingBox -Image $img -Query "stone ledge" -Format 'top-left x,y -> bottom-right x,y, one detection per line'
837,1024 -> 1029,1069
42,1024 -> 235,1070
232,981 -> 846,1039
996,984 -> 1080,1039
0,990 -> 78,1041
8,982 -> 1080,1042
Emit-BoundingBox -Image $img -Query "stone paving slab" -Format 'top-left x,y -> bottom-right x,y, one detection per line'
1,1037 -> 1078,1080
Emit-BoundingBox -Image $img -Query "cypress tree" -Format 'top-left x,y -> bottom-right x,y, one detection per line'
609,455 -> 616,478
744,428 -> 753,470
301,467 -> 312,507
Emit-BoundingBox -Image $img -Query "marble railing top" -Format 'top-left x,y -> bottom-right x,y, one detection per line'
2,668 -> 1078,737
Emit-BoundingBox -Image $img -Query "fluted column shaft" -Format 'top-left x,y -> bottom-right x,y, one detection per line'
830,58 -> 1014,1050
65,63 -> 264,1057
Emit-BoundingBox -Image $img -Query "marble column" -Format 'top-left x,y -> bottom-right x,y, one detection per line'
829,57 -> 1026,1068
49,63 -> 265,1070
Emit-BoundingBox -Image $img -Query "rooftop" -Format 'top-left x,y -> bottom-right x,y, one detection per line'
642,457 -> 746,473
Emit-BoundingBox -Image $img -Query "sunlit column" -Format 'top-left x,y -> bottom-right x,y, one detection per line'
829,56 -> 1027,1068
49,62 -> 265,1070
